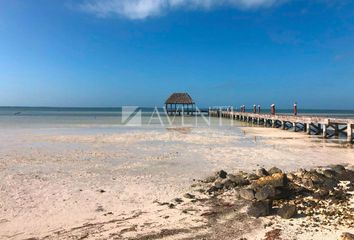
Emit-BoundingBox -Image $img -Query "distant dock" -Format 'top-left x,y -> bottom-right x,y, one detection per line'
209,110 -> 354,143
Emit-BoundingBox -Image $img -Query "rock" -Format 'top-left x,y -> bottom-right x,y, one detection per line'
322,178 -> 339,190
322,169 -> 336,179
239,189 -> 255,200
174,198 -> 183,203
312,188 -> 329,199
247,173 -> 259,181
277,204 -> 297,219
287,173 -> 296,181
302,178 -> 314,188
340,232 -> 354,240
183,193 -> 195,199
255,185 -> 276,201
207,183 -> 224,194
273,187 -> 292,200
331,165 -> 346,174
254,173 -> 288,188
268,167 -> 282,175
217,170 -> 228,179
228,174 -> 250,186
303,171 -> 327,184
207,186 -> 218,193
331,189 -> 348,200
256,168 -> 269,177
221,179 -> 235,189
337,169 -> 354,182
247,200 -> 272,218
204,175 -> 216,183
214,182 -> 224,189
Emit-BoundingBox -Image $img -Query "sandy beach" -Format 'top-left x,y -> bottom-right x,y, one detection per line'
2,0 -> 354,238
0,120 -> 353,240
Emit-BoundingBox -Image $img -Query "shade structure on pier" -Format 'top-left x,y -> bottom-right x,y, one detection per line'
165,93 -> 195,115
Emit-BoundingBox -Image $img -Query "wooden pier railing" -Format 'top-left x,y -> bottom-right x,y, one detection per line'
209,110 -> 354,142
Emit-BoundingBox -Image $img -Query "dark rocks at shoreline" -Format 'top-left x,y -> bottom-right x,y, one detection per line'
277,204 -> 297,219
268,167 -> 283,175
239,189 -> 255,201
256,168 -> 269,177
217,170 -> 228,179
183,193 -> 195,199
247,200 -> 272,218
255,185 -> 276,201
155,164 -> 354,240
332,164 -> 346,174
189,165 -> 353,222
150,165 -> 354,240
227,174 -> 250,186
253,173 -> 288,188
340,232 -> 354,240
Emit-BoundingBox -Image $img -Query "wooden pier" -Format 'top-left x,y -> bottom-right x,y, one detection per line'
209,110 -> 354,143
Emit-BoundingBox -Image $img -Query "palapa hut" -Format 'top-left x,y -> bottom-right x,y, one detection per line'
165,92 -> 195,115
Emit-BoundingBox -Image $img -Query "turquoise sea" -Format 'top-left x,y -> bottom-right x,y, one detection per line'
0,107 -> 353,128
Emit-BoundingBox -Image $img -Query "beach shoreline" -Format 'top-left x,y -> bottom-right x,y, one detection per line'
0,123 -> 353,239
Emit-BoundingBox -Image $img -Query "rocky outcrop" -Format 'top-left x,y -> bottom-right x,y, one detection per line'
193,165 -> 353,221
340,232 -> 354,240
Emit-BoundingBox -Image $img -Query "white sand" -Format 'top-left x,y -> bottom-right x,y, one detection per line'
0,124 -> 353,239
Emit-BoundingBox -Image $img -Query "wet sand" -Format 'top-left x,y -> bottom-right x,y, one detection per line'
0,124 -> 353,239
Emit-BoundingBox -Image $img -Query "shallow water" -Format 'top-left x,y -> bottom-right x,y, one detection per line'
0,109 -> 354,239
1,107 -> 354,128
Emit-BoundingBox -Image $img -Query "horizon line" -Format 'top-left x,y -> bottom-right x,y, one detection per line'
1,106 -> 354,111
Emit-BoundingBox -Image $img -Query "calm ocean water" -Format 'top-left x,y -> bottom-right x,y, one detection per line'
0,107 -> 353,128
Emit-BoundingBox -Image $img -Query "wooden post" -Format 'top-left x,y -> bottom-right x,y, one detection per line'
293,122 -> 297,132
347,124 -> 353,142
306,123 -> 311,134
322,124 -> 328,138
334,124 -> 339,137
315,124 -> 321,135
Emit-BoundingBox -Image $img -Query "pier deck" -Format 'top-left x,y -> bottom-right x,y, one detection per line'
209,110 -> 354,142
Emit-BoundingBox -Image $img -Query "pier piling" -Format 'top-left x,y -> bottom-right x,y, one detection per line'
348,124 -> 353,142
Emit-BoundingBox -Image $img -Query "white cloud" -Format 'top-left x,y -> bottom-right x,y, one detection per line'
80,0 -> 287,19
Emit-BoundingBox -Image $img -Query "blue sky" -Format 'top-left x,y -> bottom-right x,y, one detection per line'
0,0 -> 354,109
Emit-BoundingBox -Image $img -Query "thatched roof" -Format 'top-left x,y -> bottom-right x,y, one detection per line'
165,93 -> 195,104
